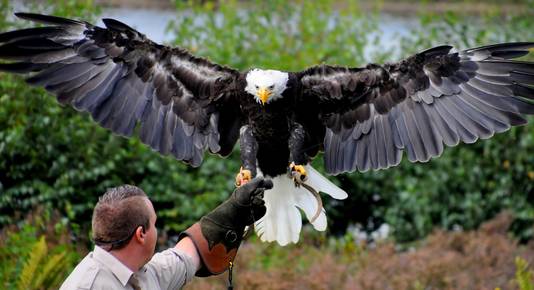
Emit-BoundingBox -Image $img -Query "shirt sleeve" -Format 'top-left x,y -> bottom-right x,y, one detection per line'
145,248 -> 196,289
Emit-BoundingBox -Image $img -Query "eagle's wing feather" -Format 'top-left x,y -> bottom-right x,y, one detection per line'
0,13 -> 243,166
297,42 -> 534,174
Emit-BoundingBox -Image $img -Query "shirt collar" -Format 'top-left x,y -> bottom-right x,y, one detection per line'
92,246 -> 134,286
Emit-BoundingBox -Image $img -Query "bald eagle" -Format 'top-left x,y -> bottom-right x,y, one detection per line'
1,13 -> 534,245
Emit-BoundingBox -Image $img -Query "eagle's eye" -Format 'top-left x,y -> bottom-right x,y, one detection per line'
268,85 -> 274,90
255,85 -> 259,89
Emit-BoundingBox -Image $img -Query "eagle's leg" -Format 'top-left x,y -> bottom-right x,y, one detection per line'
236,125 -> 258,187
288,123 -> 308,185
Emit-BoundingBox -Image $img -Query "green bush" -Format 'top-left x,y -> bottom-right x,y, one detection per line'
0,209 -> 80,289
0,0 -> 533,244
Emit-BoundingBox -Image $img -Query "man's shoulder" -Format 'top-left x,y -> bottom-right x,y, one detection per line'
60,254 -> 100,290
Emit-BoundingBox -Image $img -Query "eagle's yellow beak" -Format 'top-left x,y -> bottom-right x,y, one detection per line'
258,87 -> 272,105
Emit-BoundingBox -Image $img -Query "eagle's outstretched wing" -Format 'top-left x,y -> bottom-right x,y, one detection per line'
0,13 -> 243,166
297,43 -> 534,174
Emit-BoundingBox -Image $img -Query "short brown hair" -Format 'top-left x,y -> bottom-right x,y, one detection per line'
92,185 -> 151,251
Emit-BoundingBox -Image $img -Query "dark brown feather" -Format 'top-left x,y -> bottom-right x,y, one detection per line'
0,13 -> 244,167
297,42 -> 534,174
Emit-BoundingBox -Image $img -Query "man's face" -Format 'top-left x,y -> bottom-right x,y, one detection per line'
143,198 -> 158,262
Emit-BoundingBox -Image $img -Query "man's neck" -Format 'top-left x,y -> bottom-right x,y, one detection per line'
110,247 -> 144,272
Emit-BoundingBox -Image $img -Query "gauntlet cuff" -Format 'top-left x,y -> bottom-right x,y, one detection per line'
179,222 -> 238,277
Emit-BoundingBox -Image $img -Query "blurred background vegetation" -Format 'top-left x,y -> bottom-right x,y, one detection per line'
0,0 -> 533,289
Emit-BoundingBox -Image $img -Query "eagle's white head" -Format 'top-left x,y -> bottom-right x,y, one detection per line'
245,69 -> 289,105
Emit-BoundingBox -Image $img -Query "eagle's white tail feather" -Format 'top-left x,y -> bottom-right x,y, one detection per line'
255,175 -> 301,245
294,185 -> 327,231
254,165 -> 348,246
306,165 -> 348,199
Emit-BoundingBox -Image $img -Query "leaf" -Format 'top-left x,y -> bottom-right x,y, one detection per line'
33,251 -> 69,289
16,236 -> 47,290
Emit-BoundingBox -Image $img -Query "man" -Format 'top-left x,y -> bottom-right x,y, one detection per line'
60,178 -> 272,289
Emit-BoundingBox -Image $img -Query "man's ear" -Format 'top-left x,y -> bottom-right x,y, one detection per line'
134,226 -> 146,244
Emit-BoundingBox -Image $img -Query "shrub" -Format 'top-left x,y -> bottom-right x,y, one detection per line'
0,209 -> 81,290
184,212 -> 534,290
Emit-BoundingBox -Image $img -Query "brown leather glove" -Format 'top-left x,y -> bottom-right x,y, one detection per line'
179,177 -> 272,276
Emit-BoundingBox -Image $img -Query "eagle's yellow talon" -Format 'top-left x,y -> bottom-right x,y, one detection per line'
235,167 -> 252,187
289,162 -> 308,183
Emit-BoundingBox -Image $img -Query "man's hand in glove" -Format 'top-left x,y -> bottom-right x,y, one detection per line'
179,177 -> 273,276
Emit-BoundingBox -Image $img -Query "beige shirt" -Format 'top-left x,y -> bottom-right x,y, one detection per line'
60,246 -> 196,290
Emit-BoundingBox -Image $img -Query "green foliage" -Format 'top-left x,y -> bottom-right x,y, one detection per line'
16,236 -> 47,290
0,210 -> 80,289
168,0 -> 375,71
515,256 -> 534,290
0,0 -> 533,245
16,236 -> 70,290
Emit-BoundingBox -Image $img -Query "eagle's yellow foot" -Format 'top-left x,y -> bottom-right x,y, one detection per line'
235,167 -> 252,187
289,162 -> 308,184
